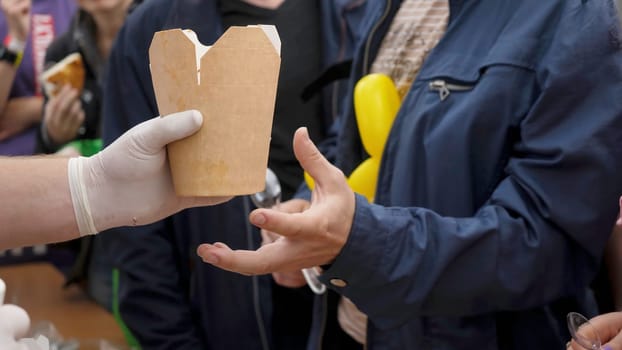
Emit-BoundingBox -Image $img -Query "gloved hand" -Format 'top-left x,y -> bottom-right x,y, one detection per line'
68,110 -> 232,236
0,303 -> 33,350
0,304 -> 51,350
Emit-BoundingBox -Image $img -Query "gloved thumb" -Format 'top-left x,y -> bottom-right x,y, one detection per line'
135,110 -> 203,153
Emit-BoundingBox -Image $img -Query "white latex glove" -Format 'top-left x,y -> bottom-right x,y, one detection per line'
68,110 -> 232,236
0,304 -> 33,350
0,304 -> 50,350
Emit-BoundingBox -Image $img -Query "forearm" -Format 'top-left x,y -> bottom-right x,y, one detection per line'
0,62 -> 17,112
0,96 -> 43,137
0,156 -> 79,249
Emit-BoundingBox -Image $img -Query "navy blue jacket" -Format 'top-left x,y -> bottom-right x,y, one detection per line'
99,0 -> 367,349
308,0 -> 622,349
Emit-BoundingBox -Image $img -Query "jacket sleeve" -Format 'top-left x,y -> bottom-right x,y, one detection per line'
319,0 -> 622,329
99,12 -> 205,349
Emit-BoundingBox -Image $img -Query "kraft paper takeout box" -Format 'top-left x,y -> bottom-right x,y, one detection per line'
149,26 -> 281,196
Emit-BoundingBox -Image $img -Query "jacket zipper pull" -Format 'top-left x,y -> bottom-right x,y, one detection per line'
429,80 -> 451,101
429,79 -> 474,101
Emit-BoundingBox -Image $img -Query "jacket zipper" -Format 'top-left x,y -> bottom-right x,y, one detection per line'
362,0 -> 393,74
331,0 -> 368,121
428,79 -> 474,101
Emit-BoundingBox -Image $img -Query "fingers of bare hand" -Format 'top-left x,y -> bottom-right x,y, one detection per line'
44,95 -> 60,123
54,90 -> 80,128
250,208 -> 317,239
604,336 -> 622,350
588,313 -> 622,344
69,100 -> 84,125
51,86 -> 72,115
16,0 -> 28,12
9,0 -> 28,8
1,0 -> 16,13
279,198 -> 311,214
61,88 -> 80,113
260,229 -> 279,246
197,241 -> 293,275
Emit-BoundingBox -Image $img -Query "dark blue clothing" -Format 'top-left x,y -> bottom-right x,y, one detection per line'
306,0 -> 622,349
100,0 -> 366,349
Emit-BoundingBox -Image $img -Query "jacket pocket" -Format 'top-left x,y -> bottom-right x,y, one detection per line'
413,36 -> 541,121
379,36 -> 542,211
418,36 -> 540,85
428,79 -> 475,101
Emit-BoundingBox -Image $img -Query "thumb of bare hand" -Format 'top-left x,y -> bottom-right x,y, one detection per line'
293,127 -> 339,189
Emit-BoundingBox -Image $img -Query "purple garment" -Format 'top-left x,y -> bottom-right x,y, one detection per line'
0,0 -> 76,155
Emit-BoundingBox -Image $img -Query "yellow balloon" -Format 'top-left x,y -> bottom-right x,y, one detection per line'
305,74 -> 399,203
304,158 -> 379,203
347,158 -> 380,202
353,73 -> 400,158
304,170 -> 315,191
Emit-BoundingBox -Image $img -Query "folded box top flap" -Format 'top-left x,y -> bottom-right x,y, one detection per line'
149,25 -> 281,116
149,25 -> 280,86
147,25 -> 282,196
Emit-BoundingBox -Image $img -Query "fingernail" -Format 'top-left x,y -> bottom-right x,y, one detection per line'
603,345 -> 613,350
252,213 -> 266,225
191,110 -> 202,125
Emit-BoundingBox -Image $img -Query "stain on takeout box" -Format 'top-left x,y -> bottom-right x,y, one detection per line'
149,25 -> 281,197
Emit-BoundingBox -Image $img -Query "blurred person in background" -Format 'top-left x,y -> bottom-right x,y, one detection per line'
33,0 -> 142,312
568,198 -> 622,350
0,0 -> 76,155
36,0 -> 142,156
97,0 -> 367,349
0,0 -> 27,111
596,0 -> 622,315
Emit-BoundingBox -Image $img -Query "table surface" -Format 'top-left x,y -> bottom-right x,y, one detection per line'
0,262 -> 127,346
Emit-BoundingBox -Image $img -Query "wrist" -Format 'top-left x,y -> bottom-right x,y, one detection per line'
68,157 -> 99,235
4,34 -> 26,52
1,35 -> 24,67
39,119 -> 61,152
